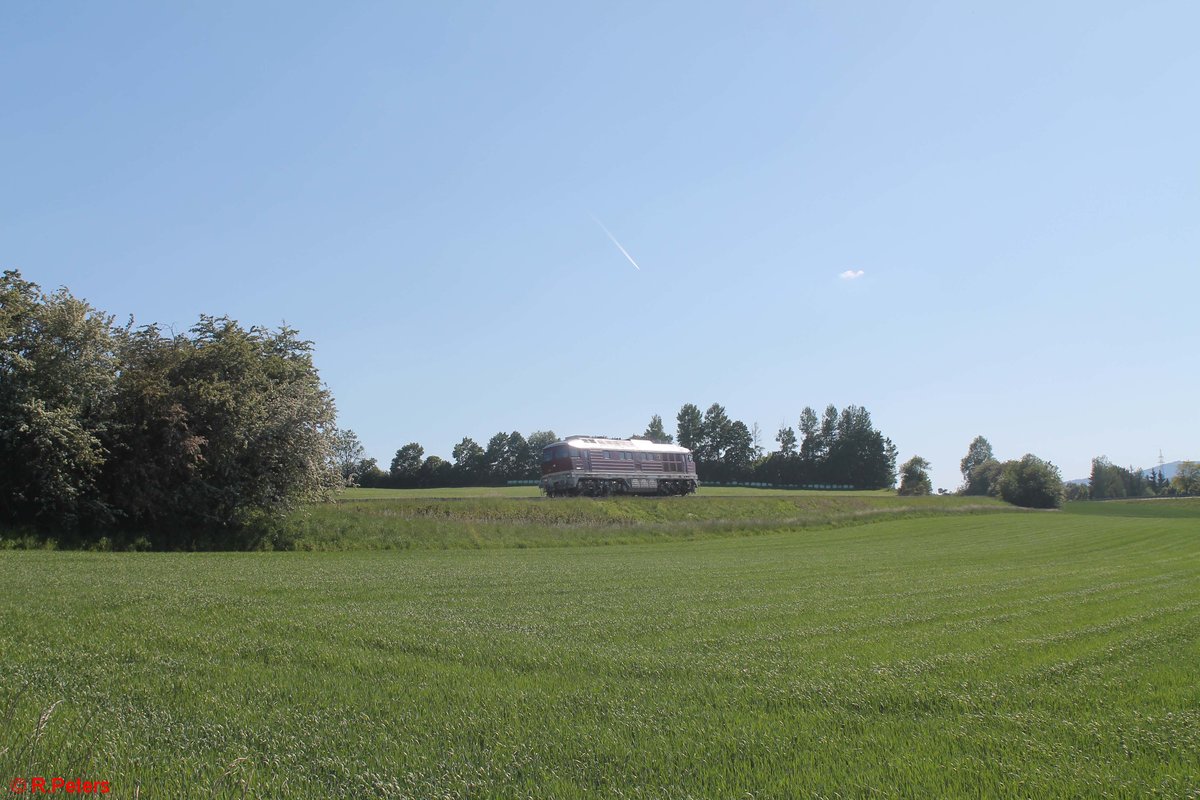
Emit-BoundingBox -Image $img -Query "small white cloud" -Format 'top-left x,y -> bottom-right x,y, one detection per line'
839,269 -> 865,280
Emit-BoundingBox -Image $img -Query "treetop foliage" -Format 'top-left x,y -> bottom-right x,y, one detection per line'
775,425 -> 797,457
641,414 -> 673,444
898,456 -> 933,496
960,436 -> 995,492
675,404 -> 704,455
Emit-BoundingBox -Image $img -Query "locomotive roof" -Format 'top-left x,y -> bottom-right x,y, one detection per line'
552,436 -> 691,455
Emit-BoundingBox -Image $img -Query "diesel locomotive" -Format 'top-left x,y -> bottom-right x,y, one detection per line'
540,435 -> 699,497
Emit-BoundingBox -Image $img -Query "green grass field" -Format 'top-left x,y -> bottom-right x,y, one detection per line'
2,498 -> 1198,798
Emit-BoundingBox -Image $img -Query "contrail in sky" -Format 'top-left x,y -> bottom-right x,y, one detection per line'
591,215 -> 641,271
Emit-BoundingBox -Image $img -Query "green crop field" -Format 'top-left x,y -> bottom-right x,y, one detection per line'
2,498 -> 1199,798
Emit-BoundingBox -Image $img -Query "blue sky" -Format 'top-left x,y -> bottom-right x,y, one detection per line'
4,2 -> 1197,489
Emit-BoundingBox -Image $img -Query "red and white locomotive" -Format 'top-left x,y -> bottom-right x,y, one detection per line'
540,435 -> 699,497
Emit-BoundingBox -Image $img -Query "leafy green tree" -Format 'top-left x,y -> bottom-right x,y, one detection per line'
452,437 -> 486,484
99,315 -> 340,543
1172,462 -> 1200,496
418,455 -> 453,487
355,457 -> 388,488
699,403 -> 732,464
331,429 -> 366,486
1,271 -> 340,545
750,422 -> 764,459
525,430 -> 558,478
101,323 -> 207,528
723,420 -> 755,474
960,436 -> 995,494
4,400 -> 112,530
802,404 -> 840,478
642,415 -> 673,444
479,431 -> 532,481
675,404 -> 703,454
898,456 -> 933,496
483,432 -> 509,482
1089,457 -> 1120,499
169,317 -> 340,534
390,443 -> 424,485
1088,457 -> 1149,499
798,406 -> 819,463
827,405 -> 896,489
503,431 -> 531,480
876,439 -> 900,489
1,273 -> 118,531
1126,464 -> 1148,497
999,454 -> 1063,509
775,425 -> 797,456
1063,482 -> 1090,501
966,458 -> 1004,497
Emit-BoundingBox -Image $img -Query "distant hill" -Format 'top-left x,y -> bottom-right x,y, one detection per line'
1150,461 -> 1186,481
1069,460 -> 1190,485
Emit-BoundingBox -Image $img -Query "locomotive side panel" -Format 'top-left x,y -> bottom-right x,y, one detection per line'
541,437 -> 698,497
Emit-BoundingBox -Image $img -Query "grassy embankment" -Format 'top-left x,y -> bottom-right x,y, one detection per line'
282,489 -> 1016,550
2,498 -> 1198,797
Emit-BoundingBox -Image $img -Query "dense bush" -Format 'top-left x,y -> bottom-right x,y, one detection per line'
998,454 -> 1064,509
0,270 -> 339,547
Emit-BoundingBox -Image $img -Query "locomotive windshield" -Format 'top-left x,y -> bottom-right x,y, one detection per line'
542,445 -> 571,462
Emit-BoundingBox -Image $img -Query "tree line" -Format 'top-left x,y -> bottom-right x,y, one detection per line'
946,435 -> 1199,507
345,402 -> 901,491
1,270 -> 338,548
678,402 -> 898,489
332,429 -> 558,488
1078,457 -> 1199,500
